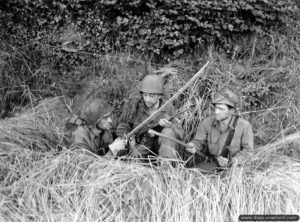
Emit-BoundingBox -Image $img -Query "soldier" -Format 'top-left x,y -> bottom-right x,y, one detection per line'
186,88 -> 254,172
69,99 -> 126,156
116,75 -> 183,159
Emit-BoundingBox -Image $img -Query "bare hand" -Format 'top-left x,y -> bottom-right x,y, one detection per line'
159,118 -> 172,128
128,136 -> 136,149
186,142 -> 197,154
108,137 -> 126,156
148,129 -> 155,137
217,156 -> 229,167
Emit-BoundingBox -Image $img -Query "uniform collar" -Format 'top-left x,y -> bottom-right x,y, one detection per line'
90,126 -> 102,139
212,115 -> 235,129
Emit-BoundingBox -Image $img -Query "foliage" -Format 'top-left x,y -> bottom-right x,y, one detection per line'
0,0 -> 299,146
0,42 -> 56,117
0,2 -> 300,221
0,0 -> 298,64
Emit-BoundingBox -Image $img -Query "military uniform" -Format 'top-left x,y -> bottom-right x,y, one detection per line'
70,125 -> 113,155
69,99 -> 115,156
191,116 -> 254,166
186,88 -> 254,172
117,75 -> 183,159
117,98 -> 182,158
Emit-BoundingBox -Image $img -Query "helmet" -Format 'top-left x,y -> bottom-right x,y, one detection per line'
80,99 -> 113,126
212,88 -> 240,109
139,75 -> 164,94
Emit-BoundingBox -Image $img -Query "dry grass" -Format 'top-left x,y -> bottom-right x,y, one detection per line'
0,147 -> 299,222
1,31 -> 300,220
0,97 -> 69,152
0,112 -> 299,222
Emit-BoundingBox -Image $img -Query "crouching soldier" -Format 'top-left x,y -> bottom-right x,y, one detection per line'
186,88 -> 254,172
116,75 -> 183,160
69,99 -> 126,156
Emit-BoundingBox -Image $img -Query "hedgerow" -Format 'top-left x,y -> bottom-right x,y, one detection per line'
1,0 -> 298,62
0,0 -> 299,124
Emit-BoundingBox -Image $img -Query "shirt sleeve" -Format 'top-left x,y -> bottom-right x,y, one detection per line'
115,99 -> 138,137
70,127 -> 95,152
116,122 -> 132,137
190,118 -> 210,152
232,122 -> 254,165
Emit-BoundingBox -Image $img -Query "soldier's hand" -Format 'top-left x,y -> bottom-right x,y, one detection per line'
148,129 -> 155,137
159,118 -> 172,128
128,136 -> 136,149
186,142 -> 197,154
108,137 -> 126,156
217,156 -> 229,167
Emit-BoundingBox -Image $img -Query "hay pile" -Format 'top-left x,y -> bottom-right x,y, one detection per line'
0,97 -> 300,222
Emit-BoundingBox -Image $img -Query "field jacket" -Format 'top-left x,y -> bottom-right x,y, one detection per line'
116,98 -> 182,141
190,116 -> 254,165
70,126 -> 113,155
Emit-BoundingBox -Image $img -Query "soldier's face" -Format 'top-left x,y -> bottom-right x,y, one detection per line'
214,104 -> 234,121
142,92 -> 161,108
96,115 -> 113,130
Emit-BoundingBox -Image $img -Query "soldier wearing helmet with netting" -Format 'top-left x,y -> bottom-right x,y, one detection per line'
116,75 -> 183,160
69,99 -> 126,156
186,87 -> 254,172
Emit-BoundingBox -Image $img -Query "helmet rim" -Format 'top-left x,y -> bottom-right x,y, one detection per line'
139,75 -> 164,94
212,88 -> 239,109
80,99 -> 113,126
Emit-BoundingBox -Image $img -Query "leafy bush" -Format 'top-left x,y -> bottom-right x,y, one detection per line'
1,0 -> 298,63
